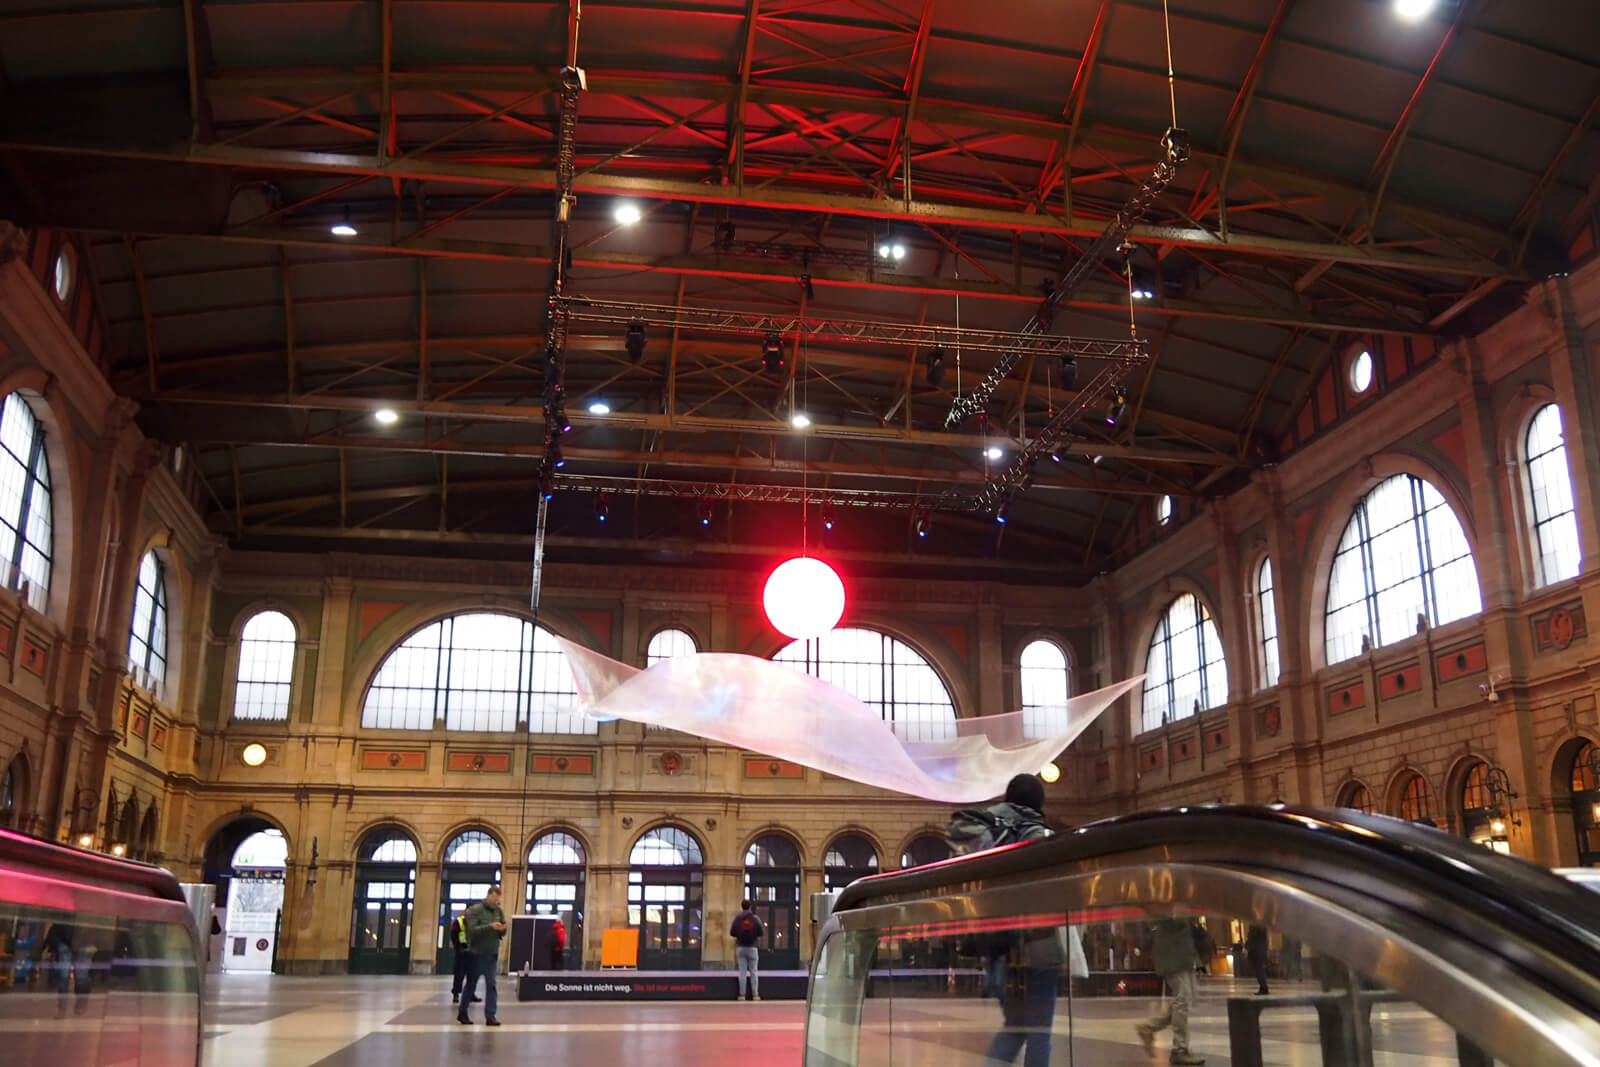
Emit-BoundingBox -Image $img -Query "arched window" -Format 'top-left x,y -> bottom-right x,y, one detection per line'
444,830 -> 502,865
1019,639 -> 1070,739
1325,474 -> 1481,665
231,828 -> 288,869
1397,774 -> 1435,823
527,832 -> 587,965
362,612 -> 587,734
630,826 -> 704,866
772,627 -> 957,742
900,835 -> 951,868
128,551 -> 169,689
1257,558 -> 1280,689
234,610 -> 296,721
351,829 -> 418,974
529,831 -> 586,866
0,394 -> 53,613
1526,404 -> 1580,585
744,834 -> 801,967
628,826 -> 705,970
0,758 -> 20,829
1141,594 -> 1228,733
1337,782 -> 1373,814
646,627 -> 699,665
824,832 -> 879,892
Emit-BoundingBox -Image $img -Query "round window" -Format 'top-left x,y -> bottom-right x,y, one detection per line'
1348,349 -> 1374,394
1156,494 -> 1173,525
52,246 -> 74,304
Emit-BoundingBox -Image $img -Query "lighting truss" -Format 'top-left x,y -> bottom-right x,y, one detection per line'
944,127 -> 1190,429
558,298 -> 1146,360
554,474 -> 961,512
713,240 -> 878,271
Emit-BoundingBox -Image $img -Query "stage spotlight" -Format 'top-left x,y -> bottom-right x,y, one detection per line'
625,320 -> 646,361
549,400 -> 572,434
891,242 -> 907,261
594,494 -> 609,522
1060,355 -> 1078,389
373,408 -> 399,425
547,438 -> 565,468
717,221 -> 736,248
539,460 -> 556,500
821,505 -> 834,532
913,510 -> 930,538
985,446 -> 1003,461
698,498 -> 714,527
801,274 -> 815,301
791,412 -> 812,429
330,207 -> 358,237
994,502 -> 1008,525
1049,451 -> 1062,463
877,242 -> 893,259
925,347 -> 946,386
761,332 -> 785,376
1107,387 -> 1127,426
613,201 -> 643,226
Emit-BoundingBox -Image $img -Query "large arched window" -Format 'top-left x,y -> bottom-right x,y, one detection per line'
1257,558 -> 1280,689
824,832 -> 879,891
1526,404 -> 1580,585
900,835 -> 952,868
628,825 -> 705,970
128,551 -> 169,689
1336,781 -> 1373,814
1325,474 -> 1481,665
772,627 -> 957,742
362,612 -> 587,734
1019,639 -> 1070,739
233,610 -> 296,721
1396,773 -> 1435,824
646,627 -> 698,665
1141,593 -> 1228,732
0,394 -> 53,613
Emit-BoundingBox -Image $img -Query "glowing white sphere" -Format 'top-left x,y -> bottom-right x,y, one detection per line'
763,556 -> 845,640
1040,762 -> 1061,784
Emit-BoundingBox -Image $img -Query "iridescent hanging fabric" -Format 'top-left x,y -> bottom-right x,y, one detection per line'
556,638 -> 1142,804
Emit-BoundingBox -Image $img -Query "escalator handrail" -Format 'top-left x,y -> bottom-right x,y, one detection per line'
830,805 -> 1600,991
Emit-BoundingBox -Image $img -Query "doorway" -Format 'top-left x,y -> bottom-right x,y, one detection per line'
628,826 -> 703,970
527,830 -> 587,969
436,830 -> 502,974
223,829 -> 286,972
349,829 -> 417,974
744,834 -> 801,970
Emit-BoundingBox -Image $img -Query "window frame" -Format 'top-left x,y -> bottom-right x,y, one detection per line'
1256,557 -> 1281,691
0,394 -> 54,614
1523,402 -> 1581,587
231,609 -> 298,722
645,626 -> 700,666
771,626 -> 959,742
1017,637 -> 1072,740
127,550 -> 169,693
1140,592 -> 1229,733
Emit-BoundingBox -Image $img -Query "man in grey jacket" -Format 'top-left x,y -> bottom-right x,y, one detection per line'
457,886 -> 507,1027
1137,914 -> 1205,1064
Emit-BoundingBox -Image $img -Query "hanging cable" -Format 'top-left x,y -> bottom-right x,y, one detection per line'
1162,0 -> 1178,129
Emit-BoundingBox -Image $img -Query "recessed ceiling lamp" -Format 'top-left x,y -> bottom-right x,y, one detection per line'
613,201 -> 643,226
1393,0 -> 1436,19
587,400 -> 611,415
330,208 -> 358,237
791,412 -> 812,429
374,408 -> 398,425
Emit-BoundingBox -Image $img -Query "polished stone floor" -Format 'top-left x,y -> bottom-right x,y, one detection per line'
201,972 -> 1463,1066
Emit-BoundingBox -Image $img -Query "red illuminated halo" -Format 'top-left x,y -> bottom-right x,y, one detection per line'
763,556 -> 846,640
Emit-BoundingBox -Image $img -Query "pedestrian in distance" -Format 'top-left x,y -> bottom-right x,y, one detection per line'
457,886 -> 507,1027
1246,924 -> 1270,996
449,909 -> 479,1005
1137,912 -> 1206,1065
730,899 -> 765,1001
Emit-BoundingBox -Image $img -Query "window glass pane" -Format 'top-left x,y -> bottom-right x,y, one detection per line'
528,832 -> 586,866
1019,640 -> 1069,739
0,395 -> 53,612
233,611 -> 296,720
127,552 -> 168,689
444,830 -> 503,865
630,826 -> 704,866
1257,559 -> 1280,689
1324,474 -> 1482,664
1142,594 -> 1227,731
772,627 -> 957,742
1527,404 -> 1581,585
646,628 -> 698,665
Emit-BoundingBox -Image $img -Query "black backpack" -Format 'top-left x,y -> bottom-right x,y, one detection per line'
946,806 -> 1041,855
735,914 -> 760,942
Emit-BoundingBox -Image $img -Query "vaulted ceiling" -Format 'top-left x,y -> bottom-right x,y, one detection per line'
2,0 -> 1596,582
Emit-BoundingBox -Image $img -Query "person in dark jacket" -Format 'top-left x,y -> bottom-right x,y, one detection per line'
729,900 -> 765,1001
1137,914 -> 1205,1065
457,886 -> 506,1027
448,910 -> 479,1004
1245,924 -> 1269,996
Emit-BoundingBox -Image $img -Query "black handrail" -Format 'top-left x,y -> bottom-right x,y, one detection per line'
832,805 -> 1600,1001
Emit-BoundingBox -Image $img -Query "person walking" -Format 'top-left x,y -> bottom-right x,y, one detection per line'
730,899 -> 764,1001
1137,915 -> 1205,1065
448,909 -> 478,1005
1245,924 -> 1269,996
457,886 -> 507,1027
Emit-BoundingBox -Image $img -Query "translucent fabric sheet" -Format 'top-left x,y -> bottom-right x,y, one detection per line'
555,638 -> 1143,804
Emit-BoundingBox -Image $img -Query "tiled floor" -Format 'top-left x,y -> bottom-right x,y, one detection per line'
202,972 -> 1461,1066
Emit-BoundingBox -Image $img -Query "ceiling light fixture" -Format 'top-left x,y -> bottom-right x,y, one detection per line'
1107,388 -> 1127,426
891,242 -> 907,261
330,208 -> 358,237
913,510 -> 930,539
587,400 -> 611,415
1131,288 -> 1155,300
925,347 -> 946,387
994,500 -> 1008,525
613,201 -> 643,226
539,461 -> 556,501
763,556 -> 845,640
111,844 -> 126,858
76,833 -> 93,849
698,498 -> 714,527
791,412 -> 812,429
1040,762 -> 1061,784
1393,0 -> 1436,19
549,400 -> 572,434
373,408 -> 398,425
761,332 -> 786,377
547,438 -> 565,469
985,446 -> 1003,461
821,505 -> 834,532
1060,355 -> 1078,389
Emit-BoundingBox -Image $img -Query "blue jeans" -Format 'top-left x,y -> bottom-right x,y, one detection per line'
984,967 -> 1058,1067
462,953 -> 497,1018
736,945 -> 760,998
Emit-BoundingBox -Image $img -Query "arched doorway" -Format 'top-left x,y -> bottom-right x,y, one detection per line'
527,831 -> 586,969
900,834 -> 951,868
349,829 -> 418,974
744,833 -> 801,970
1336,781 -> 1373,814
223,829 -> 287,973
437,830 -> 503,974
823,833 -> 879,891
628,825 -> 704,970
201,815 -> 285,973
1458,762 -> 1508,852
117,794 -> 139,854
136,804 -> 159,862
0,756 -> 23,830
1569,741 -> 1600,867
1394,772 -> 1436,825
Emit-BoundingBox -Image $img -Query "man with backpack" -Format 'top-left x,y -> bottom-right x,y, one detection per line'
448,909 -> 479,1004
729,899 -> 765,1001
947,773 -> 1083,1067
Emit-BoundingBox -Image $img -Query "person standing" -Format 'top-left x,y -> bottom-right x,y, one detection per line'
551,916 -> 567,970
449,909 -> 478,1005
457,886 -> 507,1027
1245,924 -> 1269,996
729,899 -> 764,1001
1137,915 -> 1205,1065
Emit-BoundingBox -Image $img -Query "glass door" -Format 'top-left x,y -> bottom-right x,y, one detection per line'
746,870 -> 800,970
349,875 -> 414,974
630,870 -> 702,970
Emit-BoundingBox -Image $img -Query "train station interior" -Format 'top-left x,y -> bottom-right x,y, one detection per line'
1,0 -> 1599,1063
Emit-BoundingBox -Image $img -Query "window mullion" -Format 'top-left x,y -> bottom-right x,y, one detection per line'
1356,501 -> 1380,647
436,619 -> 453,728
1410,477 -> 1438,626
